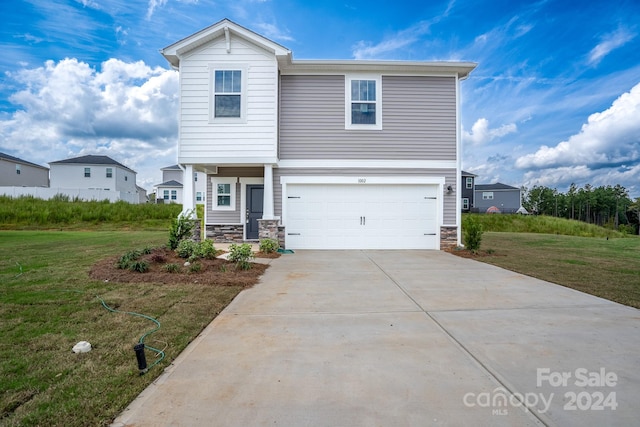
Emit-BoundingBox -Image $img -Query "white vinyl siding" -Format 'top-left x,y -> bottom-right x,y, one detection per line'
178,37 -> 278,163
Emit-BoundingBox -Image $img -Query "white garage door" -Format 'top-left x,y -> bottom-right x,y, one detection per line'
285,184 -> 440,249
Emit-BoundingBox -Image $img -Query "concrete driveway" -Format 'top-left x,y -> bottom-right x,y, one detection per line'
113,250 -> 639,426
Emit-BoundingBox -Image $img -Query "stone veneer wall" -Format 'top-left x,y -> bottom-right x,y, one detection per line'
190,219 -> 201,242
206,224 -> 244,243
258,219 -> 286,249
440,226 -> 458,250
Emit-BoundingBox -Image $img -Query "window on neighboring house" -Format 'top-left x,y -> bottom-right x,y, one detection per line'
16,165 -> 21,175
212,178 -> 236,210
346,75 -> 382,130
125,176 -> 128,181
196,192 -> 203,202
462,198 -> 469,210
482,192 -> 494,200
84,167 -> 91,178
163,190 -> 169,200
214,70 -> 242,118
466,177 -> 473,189
106,168 -> 113,178
171,190 -> 177,201
194,173 -> 198,182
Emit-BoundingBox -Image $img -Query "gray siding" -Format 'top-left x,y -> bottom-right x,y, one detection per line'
0,160 -> 49,187
206,181 -> 242,223
279,75 -> 457,160
274,168 -> 457,225
474,190 -> 521,213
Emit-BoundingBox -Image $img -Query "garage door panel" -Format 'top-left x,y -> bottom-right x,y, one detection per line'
286,183 -> 440,250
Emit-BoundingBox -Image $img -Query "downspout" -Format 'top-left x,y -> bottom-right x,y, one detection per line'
455,73 -> 463,247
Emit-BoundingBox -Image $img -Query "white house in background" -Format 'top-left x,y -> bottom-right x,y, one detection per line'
0,152 -> 49,187
154,164 -> 206,204
49,155 -> 140,202
160,19 -> 476,249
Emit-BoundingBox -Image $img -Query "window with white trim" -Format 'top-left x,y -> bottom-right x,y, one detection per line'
106,168 -> 113,178
466,177 -> 473,189
16,164 -> 21,175
462,198 -> 469,210
163,190 -> 169,200
196,192 -> 203,202
211,68 -> 246,120
84,167 -> 91,178
170,190 -> 177,201
345,75 -> 382,130
212,178 -> 236,210
482,192 -> 494,200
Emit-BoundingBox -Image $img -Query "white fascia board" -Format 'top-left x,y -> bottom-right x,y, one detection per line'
277,159 -> 456,169
278,59 -> 477,79
280,176 -> 446,185
179,157 -> 279,166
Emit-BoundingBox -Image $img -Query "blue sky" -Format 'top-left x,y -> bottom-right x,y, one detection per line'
1,0 -> 639,197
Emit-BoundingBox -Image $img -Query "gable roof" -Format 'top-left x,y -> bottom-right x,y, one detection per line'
461,170 -> 477,177
161,18 -> 292,69
475,183 -> 520,191
161,19 -> 476,79
155,180 -> 183,188
161,164 -> 182,171
0,151 -> 49,170
49,155 -> 136,173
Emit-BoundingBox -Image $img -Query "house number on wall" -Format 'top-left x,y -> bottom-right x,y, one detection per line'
358,178 -> 367,184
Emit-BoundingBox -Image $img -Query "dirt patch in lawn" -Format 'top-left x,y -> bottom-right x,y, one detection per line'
89,247 -> 274,287
444,247 -> 505,259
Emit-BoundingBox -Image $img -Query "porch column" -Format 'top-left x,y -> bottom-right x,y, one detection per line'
181,164 -> 196,218
263,164 -> 274,220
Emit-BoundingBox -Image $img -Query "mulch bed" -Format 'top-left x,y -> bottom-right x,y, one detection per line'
89,247 -> 273,287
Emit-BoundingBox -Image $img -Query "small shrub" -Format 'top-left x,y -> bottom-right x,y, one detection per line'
163,263 -> 180,273
228,243 -> 254,270
141,246 -> 154,255
117,249 -> 142,269
259,238 -> 279,254
168,210 -> 195,250
219,264 -> 228,273
464,215 -> 483,253
197,239 -> 217,259
129,260 -> 149,273
188,262 -> 202,273
176,239 -> 199,259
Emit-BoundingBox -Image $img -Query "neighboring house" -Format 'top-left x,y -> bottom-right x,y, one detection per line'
49,155 -> 140,202
136,185 -> 149,204
0,152 -> 49,187
160,19 -> 476,249
154,165 -> 206,204
460,170 -> 477,212
474,183 -> 522,214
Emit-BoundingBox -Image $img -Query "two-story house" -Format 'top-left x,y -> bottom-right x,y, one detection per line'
49,155 -> 139,201
460,170 -> 477,212
0,152 -> 49,187
474,183 -> 522,213
154,165 -> 206,204
161,19 -> 476,249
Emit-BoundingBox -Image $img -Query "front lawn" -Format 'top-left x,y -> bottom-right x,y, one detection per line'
0,230 -> 266,426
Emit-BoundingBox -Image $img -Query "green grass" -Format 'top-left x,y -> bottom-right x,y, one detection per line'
0,231 -> 245,426
459,214 -> 640,308
0,196 -> 183,230
465,212 -> 630,238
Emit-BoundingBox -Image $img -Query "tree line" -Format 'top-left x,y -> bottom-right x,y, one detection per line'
521,184 -> 640,234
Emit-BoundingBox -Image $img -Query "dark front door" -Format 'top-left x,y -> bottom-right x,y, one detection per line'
246,185 -> 264,240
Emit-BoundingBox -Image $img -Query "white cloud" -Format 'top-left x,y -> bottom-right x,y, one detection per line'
146,0 -> 168,20
1,58 -> 179,190
515,82 -> 640,169
462,118 -> 517,145
588,27 -> 636,66
254,22 -> 294,42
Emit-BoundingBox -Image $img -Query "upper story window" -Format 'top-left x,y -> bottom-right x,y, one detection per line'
213,69 -> 243,119
345,75 -> 382,130
106,168 -> 113,178
16,164 -> 21,175
84,167 -> 91,178
466,177 -> 473,189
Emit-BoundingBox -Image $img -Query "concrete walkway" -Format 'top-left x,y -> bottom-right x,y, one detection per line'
113,251 -> 639,426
